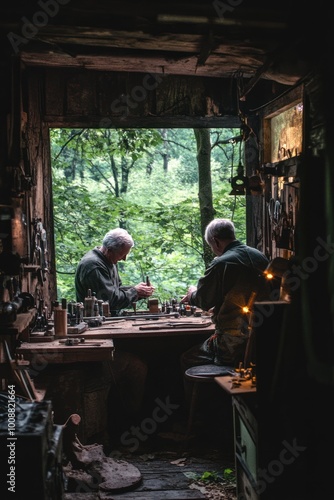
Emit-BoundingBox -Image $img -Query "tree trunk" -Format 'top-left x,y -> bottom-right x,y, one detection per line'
161,128 -> 169,172
193,128 -> 215,267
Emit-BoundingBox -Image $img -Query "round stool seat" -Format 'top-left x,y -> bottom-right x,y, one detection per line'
185,364 -> 235,380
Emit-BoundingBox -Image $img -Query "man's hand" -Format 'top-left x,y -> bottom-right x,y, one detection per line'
135,282 -> 155,298
180,285 -> 197,303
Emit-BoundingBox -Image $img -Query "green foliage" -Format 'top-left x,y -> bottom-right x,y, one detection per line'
200,468 -> 236,483
50,127 -> 246,305
222,468 -> 235,483
186,467 -> 236,485
199,470 -> 221,482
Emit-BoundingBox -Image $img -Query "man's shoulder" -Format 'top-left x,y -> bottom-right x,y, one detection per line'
246,245 -> 269,261
77,247 -> 105,271
223,242 -> 269,269
80,247 -> 101,261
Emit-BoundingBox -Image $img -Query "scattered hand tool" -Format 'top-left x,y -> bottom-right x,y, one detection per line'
59,338 -> 103,346
138,321 -> 212,330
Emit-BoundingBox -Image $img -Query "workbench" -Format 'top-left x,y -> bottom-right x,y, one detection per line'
81,314 -> 215,338
16,314 -> 214,361
14,338 -> 116,445
14,314 -> 215,446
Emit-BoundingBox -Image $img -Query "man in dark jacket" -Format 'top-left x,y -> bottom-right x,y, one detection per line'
75,228 -> 155,447
75,227 -> 154,315
181,218 -> 270,369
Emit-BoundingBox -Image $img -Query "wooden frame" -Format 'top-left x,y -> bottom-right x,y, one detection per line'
260,85 -> 303,260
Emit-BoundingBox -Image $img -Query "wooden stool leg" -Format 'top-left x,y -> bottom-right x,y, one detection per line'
186,381 -> 199,437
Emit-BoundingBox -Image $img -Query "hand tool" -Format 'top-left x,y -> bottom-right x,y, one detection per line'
138,321 -> 213,330
113,312 -> 180,321
59,338 -> 103,346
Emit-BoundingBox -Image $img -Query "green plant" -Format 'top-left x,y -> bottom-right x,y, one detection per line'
199,470 -> 220,482
199,468 -> 235,484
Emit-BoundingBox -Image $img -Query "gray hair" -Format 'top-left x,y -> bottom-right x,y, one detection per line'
204,218 -> 236,244
102,228 -> 134,251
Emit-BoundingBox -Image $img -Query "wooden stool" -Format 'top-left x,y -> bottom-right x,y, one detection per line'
184,364 -> 235,437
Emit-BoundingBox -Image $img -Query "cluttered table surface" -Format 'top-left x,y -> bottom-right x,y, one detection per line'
81,313 -> 215,339
215,375 -> 257,394
15,313 -> 215,364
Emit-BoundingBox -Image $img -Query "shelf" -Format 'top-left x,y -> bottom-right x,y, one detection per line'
0,308 -> 37,336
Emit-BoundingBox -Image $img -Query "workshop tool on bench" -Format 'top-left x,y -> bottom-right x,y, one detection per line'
59,337 -> 103,346
138,321 -> 213,330
145,275 -> 160,313
105,312 -> 180,321
148,298 -> 159,313
132,301 -> 137,315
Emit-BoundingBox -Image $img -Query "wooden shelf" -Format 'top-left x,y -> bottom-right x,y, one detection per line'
0,308 -> 37,336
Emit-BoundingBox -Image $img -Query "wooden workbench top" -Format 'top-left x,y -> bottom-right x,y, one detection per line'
16,315 -> 214,364
16,338 -> 114,364
83,315 -> 215,338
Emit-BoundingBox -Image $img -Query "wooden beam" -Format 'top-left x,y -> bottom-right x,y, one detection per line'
44,115 -> 241,128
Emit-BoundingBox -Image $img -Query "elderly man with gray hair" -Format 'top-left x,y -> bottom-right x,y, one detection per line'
75,227 -> 154,315
181,218 -> 269,369
75,227 -> 155,448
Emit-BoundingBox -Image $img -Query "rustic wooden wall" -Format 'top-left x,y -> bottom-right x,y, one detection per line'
41,68 -> 242,127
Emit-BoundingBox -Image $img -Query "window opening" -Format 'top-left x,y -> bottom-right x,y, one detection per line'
50,127 -> 245,306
